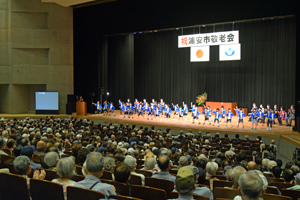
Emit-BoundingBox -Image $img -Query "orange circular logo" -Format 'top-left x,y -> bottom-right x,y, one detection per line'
196,49 -> 203,58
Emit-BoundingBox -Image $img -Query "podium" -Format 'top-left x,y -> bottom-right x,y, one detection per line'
76,102 -> 87,116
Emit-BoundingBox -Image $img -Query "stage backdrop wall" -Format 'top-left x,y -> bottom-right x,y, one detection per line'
101,17 -> 295,111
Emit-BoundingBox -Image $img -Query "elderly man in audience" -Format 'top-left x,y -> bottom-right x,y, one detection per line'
186,165 -> 213,200
124,155 -> 145,185
234,171 -> 264,200
74,152 -> 116,198
34,140 -> 47,156
44,152 -> 59,171
172,166 -> 196,200
176,156 -> 189,170
52,157 -> 77,199
247,161 -> 256,170
227,166 -> 246,189
152,155 -> 176,182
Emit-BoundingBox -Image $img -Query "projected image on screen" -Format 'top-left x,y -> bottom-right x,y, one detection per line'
35,92 -> 59,110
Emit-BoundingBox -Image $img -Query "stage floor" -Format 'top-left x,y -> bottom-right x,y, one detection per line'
79,112 -> 297,139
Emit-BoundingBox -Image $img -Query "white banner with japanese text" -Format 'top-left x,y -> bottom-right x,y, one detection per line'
178,31 -> 239,48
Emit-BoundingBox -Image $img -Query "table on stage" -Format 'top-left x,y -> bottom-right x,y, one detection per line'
76,102 -> 87,116
205,101 -> 237,115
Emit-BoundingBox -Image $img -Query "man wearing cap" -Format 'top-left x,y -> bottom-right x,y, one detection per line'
171,166 -> 196,200
124,155 -> 145,186
186,165 -> 213,200
287,172 -> 300,190
20,145 -> 42,172
74,152 -> 116,198
152,155 -> 176,183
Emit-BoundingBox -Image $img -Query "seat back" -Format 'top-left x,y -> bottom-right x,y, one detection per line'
109,194 -> 142,200
213,187 -> 238,199
3,149 -> 11,155
76,165 -> 84,176
135,169 -> 153,177
44,169 -> 59,181
71,175 -> 85,182
270,182 -> 294,192
67,186 -> 105,200
128,174 -> 142,185
212,180 -> 233,188
214,175 -> 227,180
102,170 -> 113,180
0,154 -> 15,168
169,169 -> 178,175
282,188 -> 300,200
169,192 -> 209,200
267,177 -> 284,185
30,179 -> 64,200
263,193 -> 293,200
101,179 -> 128,196
130,185 -> 166,200
0,173 -> 30,200
32,154 -> 41,164
145,177 -> 174,198
266,186 -> 280,194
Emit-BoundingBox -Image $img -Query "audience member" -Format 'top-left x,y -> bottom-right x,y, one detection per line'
124,155 -> 145,185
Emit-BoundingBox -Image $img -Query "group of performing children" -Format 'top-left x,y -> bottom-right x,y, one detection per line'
92,99 -> 279,130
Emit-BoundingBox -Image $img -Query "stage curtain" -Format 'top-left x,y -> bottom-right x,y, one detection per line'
133,17 -> 296,110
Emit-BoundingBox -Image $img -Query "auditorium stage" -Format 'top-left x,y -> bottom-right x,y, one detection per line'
79,112 -> 297,139
1,112 -> 299,143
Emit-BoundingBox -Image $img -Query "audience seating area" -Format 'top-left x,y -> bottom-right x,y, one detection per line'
0,116 -> 299,200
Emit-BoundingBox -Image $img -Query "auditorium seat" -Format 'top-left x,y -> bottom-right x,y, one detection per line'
128,174 -> 142,185
145,177 -> 174,198
215,198 -> 232,200
267,177 -> 285,185
30,179 -> 64,200
135,169 -> 153,177
197,184 -> 210,188
214,175 -> 227,180
67,186 -> 105,200
169,169 -> 178,175
100,179 -> 128,196
169,191 -> 209,200
8,163 -> 16,174
264,173 -> 274,178
213,187 -> 238,199
2,149 -> 11,155
130,185 -> 166,200
203,179 -> 210,187
0,154 -> 15,168
32,154 -> 42,164
44,169 -> 59,181
76,165 -> 84,176
282,188 -> 300,200
266,186 -> 280,194
270,182 -> 294,192
109,194 -> 142,200
137,160 -> 144,166
102,170 -> 113,180
0,173 -> 30,200
212,180 -> 233,188
71,174 -> 85,182
263,193 -> 292,200
216,171 -> 223,175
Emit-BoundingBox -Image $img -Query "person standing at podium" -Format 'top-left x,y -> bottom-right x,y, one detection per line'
92,101 -> 102,115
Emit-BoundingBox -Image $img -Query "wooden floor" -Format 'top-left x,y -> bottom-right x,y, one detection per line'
79,112 -> 298,138
1,112 -> 299,146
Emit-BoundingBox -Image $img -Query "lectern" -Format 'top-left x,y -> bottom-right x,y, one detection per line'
76,102 -> 87,116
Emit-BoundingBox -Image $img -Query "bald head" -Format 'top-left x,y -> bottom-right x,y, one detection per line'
247,161 -> 256,170
158,155 -> 170,171
37,141 -> 46,151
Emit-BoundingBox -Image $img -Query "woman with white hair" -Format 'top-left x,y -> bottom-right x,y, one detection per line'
141,157 -> 159,174
44,152 -> 59,171
206,161 -> 219,190
52,157 -> 76,199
